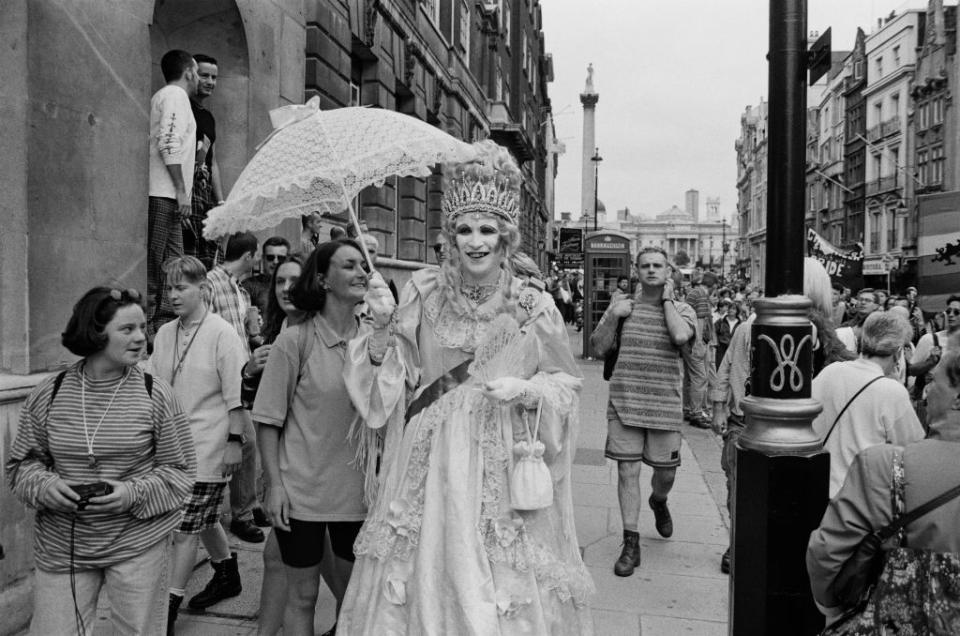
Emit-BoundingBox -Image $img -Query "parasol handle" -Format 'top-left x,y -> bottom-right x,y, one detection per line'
346,199 -> 376,275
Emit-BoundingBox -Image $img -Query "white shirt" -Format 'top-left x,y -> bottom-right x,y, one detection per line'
812,358 -> 924,498
149,84 -> 197,199
147,313 -> 245,482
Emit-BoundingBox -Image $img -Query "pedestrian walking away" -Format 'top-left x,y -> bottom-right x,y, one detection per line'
591,246 -> 695,578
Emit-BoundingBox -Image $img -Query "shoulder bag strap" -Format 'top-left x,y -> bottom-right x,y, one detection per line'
877,483 -> 960,541
823,376 -> 885,444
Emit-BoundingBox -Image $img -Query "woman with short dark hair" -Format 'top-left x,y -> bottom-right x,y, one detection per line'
253,239 -> 369,634
5,286 -> 195,635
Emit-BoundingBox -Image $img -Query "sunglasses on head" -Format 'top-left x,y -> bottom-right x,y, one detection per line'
108,288 -> 142,303
264,254 -> 288,263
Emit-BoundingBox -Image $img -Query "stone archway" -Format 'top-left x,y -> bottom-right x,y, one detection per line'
149,0 -> 251,194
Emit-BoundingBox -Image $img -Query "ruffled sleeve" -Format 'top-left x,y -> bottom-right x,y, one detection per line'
344,273 -> 431,430
523,292 -> 583,467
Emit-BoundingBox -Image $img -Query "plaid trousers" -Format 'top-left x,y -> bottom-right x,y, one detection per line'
184,164 -> 223,271
147,196 -> 183,332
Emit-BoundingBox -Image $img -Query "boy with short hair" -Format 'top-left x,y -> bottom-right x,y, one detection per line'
147,256 -> 251,632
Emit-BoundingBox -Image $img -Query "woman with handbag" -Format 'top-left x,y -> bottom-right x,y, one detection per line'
812,311 -> 925,498
806,347 -> 960,633
336,141 -> 594,634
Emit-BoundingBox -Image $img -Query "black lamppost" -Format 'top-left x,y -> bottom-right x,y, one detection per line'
591,147 -> 602,231
721,218 -> 729,285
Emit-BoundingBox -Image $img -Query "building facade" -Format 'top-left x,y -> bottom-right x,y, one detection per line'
305,0 -> 557,276
861,9 -> 922,288
735,100 -> 769,286
0,1 -> 557,629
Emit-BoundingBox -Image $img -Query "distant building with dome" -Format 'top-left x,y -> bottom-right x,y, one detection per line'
555,189 -> 739,278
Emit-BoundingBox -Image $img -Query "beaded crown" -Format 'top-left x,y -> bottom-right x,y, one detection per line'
441,174 -> 520,226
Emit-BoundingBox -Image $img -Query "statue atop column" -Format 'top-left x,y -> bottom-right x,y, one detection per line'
584,63 -> 596,94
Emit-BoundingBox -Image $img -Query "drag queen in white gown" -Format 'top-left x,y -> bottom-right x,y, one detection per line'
338,141 -> 594,635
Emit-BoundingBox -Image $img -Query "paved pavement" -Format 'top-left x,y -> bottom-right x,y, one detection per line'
100,327 -> 731,635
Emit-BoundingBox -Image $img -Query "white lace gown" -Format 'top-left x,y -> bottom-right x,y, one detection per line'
339,269 -> 594,635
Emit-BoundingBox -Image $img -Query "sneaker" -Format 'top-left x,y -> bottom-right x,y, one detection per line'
648,494 -> 673,538
252,507 -> 271,528
721,547 -> 731,574
613,530 -> 641,577
229,518 -> 265,543
188,552 -> 242,610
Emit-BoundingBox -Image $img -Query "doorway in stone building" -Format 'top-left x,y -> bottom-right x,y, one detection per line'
149,0 -> 251,197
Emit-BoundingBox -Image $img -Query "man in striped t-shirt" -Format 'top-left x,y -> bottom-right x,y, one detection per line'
591,247 -> 695,577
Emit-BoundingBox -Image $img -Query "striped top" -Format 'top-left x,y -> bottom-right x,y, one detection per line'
607,299 -> 695,431
4,363 -> 196,573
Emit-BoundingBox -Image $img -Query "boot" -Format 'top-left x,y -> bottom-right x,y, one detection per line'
188,552 -> 242,610
613,530 -> 641,577
167,593 -> 183,636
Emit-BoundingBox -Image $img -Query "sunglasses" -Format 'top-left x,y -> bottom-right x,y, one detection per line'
945,308 -> 960,316
108,288 -> 143,303
263,254 -> 288,263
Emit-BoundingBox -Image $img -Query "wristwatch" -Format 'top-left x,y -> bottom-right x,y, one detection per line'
227,433 -> 245,444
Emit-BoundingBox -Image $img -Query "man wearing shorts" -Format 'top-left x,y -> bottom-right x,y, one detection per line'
594,247 -> 695,577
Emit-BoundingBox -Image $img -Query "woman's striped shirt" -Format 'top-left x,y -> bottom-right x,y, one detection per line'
4,363 -> 196,573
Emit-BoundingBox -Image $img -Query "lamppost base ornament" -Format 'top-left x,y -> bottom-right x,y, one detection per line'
738,396 -> 823,455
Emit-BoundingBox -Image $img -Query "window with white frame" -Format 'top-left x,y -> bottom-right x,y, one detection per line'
423,0 -> 439,24
875,55 -> 883,78
501,0 -> 511,43
854,58 -> 863,79
892,45 -> 900,66
919,102 -> 929,129
870,210 -> 881,252
458,0 -> 470,54
933,96 -> 944,124
887,208 -> 897,250
521,32 -> 528,75
931,145 -> 944,183
917,149 -> 929,185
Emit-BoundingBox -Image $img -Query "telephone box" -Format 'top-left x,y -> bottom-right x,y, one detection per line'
583,231 -> 632,358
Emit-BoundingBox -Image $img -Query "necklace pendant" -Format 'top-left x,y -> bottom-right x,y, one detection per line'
87,453 -> 98,468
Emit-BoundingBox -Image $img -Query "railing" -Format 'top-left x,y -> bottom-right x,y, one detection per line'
865,123 -> 883,142
880,116 -> 900,137
865,175 -> 899,196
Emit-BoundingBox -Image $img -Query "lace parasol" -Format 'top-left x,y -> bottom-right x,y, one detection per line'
203,99 -> 478,242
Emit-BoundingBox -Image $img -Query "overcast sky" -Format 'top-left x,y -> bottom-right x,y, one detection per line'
540,0 -> 933,221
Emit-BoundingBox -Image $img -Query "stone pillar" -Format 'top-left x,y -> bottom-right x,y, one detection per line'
580,64 -> 598,223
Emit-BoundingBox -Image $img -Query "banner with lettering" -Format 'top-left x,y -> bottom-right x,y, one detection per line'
806,228 -> 864,290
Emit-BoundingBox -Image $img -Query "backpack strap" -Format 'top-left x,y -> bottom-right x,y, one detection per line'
144,372 -> 154,397
296,316 -> 316,384
823,375 -> 885,444
49,370 -> 68,406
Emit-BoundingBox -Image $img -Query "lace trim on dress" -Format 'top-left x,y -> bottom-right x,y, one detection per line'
423,287 -> 501,352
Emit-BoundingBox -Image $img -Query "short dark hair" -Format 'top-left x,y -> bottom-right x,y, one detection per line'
62,287 -> 143,357
947,295 -> 960,307
224,232 -> 259,262
193,53 -> 218,66
290,239 -> 363,312
161,50 -> 195,83
701,271 -> 718,287
262,236 -> 290,255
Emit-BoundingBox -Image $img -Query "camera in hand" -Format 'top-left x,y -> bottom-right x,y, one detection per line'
74,482 -> 113,510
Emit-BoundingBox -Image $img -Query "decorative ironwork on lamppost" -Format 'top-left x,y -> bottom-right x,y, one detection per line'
730,4 -> 832,636
591,147 -> 602,231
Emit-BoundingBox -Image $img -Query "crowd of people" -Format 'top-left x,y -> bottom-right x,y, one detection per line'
5,45 -> 960,636
5,98 -> 594,634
